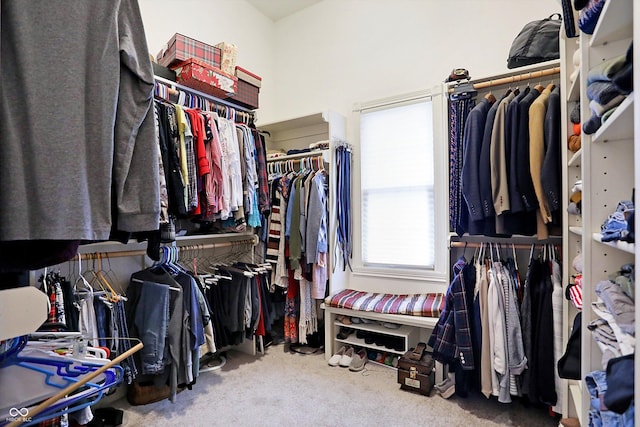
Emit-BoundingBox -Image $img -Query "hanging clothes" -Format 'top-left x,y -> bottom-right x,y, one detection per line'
550,248 -> 564,414
0,1 -> 160,271
503,86 -> 534,236
428,256 -> 476,370
461,96 -> 495,235
153,99 -> 267,235
453,82 -> 562,240
449,93 -> 476,236
490,91 -> 516,235
336,144 -> 353,270
541,87 -> 563,227
529,84 -> 556,239
520,247 -> 557,406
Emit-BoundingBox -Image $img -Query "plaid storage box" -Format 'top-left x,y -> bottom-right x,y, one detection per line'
171,59 -> 237,99
157,33 -> 221,68
235,66 -> 262,88
215,42 -> 238,75
228,67 -> 262,109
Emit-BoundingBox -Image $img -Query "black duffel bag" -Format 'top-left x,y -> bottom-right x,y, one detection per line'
507,13 -> 562,69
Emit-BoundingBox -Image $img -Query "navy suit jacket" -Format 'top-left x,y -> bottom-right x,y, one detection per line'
506,88 -> 530,215
462,98 -> 493,234
503,88 -> 538,235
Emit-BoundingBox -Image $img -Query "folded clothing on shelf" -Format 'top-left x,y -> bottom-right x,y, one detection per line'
578,0 -> 606,35
600,200 -> 634,242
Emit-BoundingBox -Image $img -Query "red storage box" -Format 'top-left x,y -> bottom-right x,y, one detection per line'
229,66 -> 262,109
156,33 -> 221,69
172,59 -> 237,99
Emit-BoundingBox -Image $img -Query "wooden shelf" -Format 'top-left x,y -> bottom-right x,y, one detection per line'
175,231 -> 257,242
590,0 -> 633,48
258,112 -> 327,133
568,72 -> 580,102
333,321 -> 416,356
592,95 -> 634,144
568,149 -> 582,167
333,320 -> 414,337
0,287 -> 49,341
266,149 -> 330,163
569,383 -> 583,427
569,226 -> 583,236
593,232 -> 635,254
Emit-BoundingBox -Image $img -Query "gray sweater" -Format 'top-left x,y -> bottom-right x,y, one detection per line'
0,0 -> 159,241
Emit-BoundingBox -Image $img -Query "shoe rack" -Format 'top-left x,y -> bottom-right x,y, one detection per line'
332,317 -> 419,360
559,1 -> 637,424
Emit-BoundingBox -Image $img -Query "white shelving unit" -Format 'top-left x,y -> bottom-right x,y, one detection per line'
333,320 -> 418,356
560,0 -> 636,423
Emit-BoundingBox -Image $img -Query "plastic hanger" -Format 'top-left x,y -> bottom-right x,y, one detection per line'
2,354 -> 121,426
3,338 -> 141,427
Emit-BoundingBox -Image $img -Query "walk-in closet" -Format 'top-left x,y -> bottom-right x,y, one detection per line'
1,1 -> 633,426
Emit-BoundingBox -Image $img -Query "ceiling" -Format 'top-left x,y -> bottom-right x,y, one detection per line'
246,0 -> 322,21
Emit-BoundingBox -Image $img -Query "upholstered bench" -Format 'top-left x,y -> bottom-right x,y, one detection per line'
322,289 -> 445,378
324,289 -> 444,318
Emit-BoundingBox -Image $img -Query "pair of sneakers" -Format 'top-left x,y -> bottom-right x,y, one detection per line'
434,376 -> 455,399
328,346 -> 368,371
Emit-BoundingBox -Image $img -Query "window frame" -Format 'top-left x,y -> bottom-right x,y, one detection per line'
351,89 -> 449,283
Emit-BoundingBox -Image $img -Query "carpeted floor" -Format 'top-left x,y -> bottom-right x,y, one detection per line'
115,344 -> 561,427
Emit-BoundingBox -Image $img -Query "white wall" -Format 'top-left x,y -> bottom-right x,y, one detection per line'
273,0 -> 561,293
137,0 -> 278,121
273,0 -> 561,126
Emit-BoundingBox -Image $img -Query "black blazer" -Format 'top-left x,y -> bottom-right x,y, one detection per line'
514,88 -> 540,213
541,87 -> 562,225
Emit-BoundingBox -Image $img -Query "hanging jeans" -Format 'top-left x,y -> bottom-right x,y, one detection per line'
135,281 -> 170,375
114,300 -> 138,384
585,370 -> 634,427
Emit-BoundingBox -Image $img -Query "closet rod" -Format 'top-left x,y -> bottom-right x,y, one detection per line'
154,75 -> 255,114
78,236 -> 258,260
448,66 -> 560,92
449,241 -> 559,250
267,149 -> 328,162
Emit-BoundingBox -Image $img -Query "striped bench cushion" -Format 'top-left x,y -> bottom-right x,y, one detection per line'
325,289 -> 444,318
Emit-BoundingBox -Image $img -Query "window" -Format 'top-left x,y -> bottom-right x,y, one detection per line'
359,98 -> 435,270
